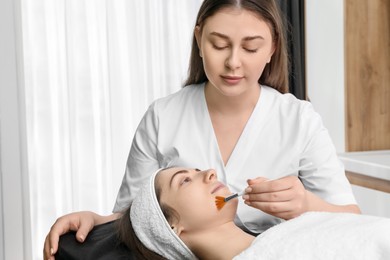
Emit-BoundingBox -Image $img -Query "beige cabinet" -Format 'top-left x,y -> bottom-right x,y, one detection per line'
344,0 -> 390,151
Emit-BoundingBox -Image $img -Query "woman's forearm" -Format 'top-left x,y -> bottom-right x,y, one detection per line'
305,190 -> 361,214
95,212 -> 122,225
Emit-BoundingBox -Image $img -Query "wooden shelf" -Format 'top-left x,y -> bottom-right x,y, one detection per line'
346,171 -> 390,194
339,150 -> 390,193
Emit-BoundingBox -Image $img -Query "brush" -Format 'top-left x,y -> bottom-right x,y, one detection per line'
215,162 -> 313,210
215,190 -> 245,210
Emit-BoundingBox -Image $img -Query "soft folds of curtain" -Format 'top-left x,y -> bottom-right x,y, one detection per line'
21,1 -> 201,259
277,0 -> 306,100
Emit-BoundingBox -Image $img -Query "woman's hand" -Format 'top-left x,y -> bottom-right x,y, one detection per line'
43,211 -> 97,260
243,176 -> 308,220
243,175 -> 361,219
43,211 -> 120,260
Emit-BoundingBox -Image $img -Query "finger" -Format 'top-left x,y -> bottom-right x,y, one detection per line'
247,177 -> 268,185
43,235 -> 49,260
250,176 -> 298,193
48,232 -> 60,257
244,188 -> 295,202
48,217 -> 80,256
74,218 -> 95,242
44,234 -> 56,260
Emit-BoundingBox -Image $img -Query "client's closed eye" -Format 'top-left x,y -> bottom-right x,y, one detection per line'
180,177 -> 192,185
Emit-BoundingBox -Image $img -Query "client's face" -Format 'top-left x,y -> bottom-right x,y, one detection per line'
156,167 -> 237,233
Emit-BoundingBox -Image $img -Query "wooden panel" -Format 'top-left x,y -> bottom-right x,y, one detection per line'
345,0 -> 390,151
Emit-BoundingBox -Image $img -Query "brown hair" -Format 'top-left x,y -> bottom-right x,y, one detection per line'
116,178 -> 181,259
116,208 -> 165,260
184,0 -> 289,94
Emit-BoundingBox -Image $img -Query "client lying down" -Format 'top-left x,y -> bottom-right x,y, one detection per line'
117,167 -> 390,260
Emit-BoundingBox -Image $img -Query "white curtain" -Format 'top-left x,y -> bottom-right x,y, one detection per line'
20,0 -> 202,259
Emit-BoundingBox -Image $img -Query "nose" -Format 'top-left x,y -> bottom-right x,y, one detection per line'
203,169 -> 217,183
225,49 -> 241,70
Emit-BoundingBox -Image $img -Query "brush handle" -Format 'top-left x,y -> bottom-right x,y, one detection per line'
263,162 -> 313,182
224,190 -> 245,202
224,162 -> 313,202
237,190 -> 245,196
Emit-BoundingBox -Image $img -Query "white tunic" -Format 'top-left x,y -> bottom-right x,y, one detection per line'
114,83 -> 356,233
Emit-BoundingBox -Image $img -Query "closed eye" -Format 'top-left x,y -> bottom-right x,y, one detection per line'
179,169 -> 201,186
244,48 -> 258,53
180,176 -> 192,185
213,44 -> 228,50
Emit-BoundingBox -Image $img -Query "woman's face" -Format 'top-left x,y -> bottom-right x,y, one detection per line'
156,167 -> 237,233
195,7 -> 274,97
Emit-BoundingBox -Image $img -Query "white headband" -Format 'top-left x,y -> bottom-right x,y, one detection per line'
130,169 -> 197,259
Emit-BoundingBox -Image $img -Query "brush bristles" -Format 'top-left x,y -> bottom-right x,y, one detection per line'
215,196 -> 226,210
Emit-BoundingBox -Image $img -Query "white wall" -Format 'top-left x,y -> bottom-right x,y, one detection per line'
305,0 -> 345,153
305,0 -> 390,218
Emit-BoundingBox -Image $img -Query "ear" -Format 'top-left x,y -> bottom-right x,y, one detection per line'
171,224 -> 184,236
267,44 -> 276,63
194,26 -> 203,58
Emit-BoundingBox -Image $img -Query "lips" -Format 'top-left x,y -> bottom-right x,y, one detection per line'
221,75 -> 243,79
211,182 -> 226,194
221,75 -> 243,85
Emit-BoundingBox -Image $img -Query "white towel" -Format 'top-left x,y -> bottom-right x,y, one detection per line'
130,169 -> 197,260
234,212 -> 390,260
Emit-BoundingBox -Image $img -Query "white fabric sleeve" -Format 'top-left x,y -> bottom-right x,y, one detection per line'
298,102 -> 357,205
113,102 -> 160,212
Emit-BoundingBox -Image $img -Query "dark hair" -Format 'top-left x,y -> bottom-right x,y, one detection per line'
184,0 -> 289,94
116,208 -> 165,260
116,177 -> 180,259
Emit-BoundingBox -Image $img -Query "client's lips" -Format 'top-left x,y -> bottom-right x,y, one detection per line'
221,75 -> 244,85
221,75 -> 243,79
211,182 -> 226,194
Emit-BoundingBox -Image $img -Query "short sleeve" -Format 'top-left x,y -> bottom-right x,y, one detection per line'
298,103 -> 357,205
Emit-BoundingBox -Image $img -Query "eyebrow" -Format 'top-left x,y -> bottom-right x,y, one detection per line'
169,170 -> 189,187
210,31 -> 264,41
